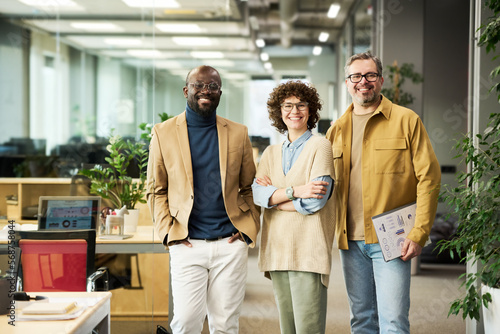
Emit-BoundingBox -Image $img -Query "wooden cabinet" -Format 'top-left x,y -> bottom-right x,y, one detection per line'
0,177 -> 153,225
0,178 -> 71,224
109,253 -> 170,319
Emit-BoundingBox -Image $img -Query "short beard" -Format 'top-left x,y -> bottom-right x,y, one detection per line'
193,106 -> 214,118
354,92 -> 380,107
189,100 -> 216,118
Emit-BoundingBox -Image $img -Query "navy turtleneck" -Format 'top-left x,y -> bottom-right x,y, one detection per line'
185,104 -> 236,239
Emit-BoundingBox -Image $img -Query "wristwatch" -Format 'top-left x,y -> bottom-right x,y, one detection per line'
285,186 -> 296,200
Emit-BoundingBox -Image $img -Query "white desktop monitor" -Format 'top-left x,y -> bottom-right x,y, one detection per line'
37,196 -> 101,230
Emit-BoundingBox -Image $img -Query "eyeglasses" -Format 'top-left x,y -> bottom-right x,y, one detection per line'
280,102 -> 309,111
347,72 -> 380,83
188,81 -> 221,92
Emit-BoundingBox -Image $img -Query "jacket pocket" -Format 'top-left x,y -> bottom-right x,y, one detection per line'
374,138 -> 407,174
238,197 -> 250,212
332,146 -> 343,182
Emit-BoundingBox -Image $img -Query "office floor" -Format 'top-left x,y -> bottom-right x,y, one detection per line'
111,247 -> 466,334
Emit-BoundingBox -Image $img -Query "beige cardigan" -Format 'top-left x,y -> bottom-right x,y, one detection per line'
257,135 -> 336,287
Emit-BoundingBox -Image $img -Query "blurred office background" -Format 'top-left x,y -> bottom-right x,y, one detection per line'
0,0 -> 497,333
0,0 -> 496,185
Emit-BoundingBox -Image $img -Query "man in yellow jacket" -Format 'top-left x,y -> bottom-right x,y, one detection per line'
326,52 -> 441,333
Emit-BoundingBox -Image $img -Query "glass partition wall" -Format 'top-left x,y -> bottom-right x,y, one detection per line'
0,0 -> 361,332
0,1 -> 269,332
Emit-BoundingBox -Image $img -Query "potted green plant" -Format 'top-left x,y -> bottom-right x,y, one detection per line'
437,112 -> 500,322
436,1 -> 500,328
79,131 -> 148,211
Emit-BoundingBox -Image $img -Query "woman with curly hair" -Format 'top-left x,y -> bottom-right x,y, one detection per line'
252,81 -> 336,334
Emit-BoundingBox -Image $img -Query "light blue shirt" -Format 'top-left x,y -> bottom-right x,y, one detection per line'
252,131 -> 333,215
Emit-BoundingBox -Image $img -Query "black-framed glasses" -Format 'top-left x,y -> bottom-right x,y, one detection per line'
280,101 -> 309,111
188,81 -> 221,92
347,72 -> 380,83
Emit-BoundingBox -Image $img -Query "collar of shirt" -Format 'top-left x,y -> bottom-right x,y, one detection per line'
281,130 -> 312,174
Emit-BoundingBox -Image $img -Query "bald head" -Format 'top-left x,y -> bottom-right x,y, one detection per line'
185,65 -> 221,87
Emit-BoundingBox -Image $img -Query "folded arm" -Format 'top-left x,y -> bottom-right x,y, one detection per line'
251,175 -> 333,214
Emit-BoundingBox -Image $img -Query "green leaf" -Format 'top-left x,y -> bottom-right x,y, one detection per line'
79,130 -> 148,210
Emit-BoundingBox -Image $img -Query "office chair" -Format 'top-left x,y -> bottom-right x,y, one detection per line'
15,229 -> 108,292
0,246 -> 21,291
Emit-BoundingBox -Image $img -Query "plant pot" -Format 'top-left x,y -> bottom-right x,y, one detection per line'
482,284 -> 500,334
124,208 -> 140,234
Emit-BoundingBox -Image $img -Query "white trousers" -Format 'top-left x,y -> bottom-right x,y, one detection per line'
169,237 -> 249,334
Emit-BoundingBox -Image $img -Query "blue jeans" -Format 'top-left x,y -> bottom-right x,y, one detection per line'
340,240 -> 411,334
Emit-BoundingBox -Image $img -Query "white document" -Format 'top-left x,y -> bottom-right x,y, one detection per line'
371,202 -> 417,262
15,295 -> 103,321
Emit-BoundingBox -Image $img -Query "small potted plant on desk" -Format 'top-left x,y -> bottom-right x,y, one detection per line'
80,131 -> 148,234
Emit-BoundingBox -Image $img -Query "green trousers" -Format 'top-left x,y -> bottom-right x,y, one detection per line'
269,271 -> 328,334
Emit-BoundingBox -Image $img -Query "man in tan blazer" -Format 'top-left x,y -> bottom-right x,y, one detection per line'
146,65 -> 260,334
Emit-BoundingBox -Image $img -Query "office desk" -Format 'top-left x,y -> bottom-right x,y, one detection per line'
1,291 -> 111,334
95,226 -> 167,254
0,225 -> 170,320
0,225 -> 166,254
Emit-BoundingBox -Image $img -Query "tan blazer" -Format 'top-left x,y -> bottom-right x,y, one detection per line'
146,111 -> 260,247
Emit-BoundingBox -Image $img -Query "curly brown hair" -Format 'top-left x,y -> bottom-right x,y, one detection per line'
267,81 -> 322,134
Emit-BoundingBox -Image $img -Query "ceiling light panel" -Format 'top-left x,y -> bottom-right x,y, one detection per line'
172,37 -> 212,46
104,38 -> 143,46
155,21 -> 245,35
18,0 -> 76,6
156,23 -> 202,33
64,36 -> 250,53
190,51 -> 224,59
122,0 -> 179,8
64,35 -> 151,49
71,22 -> 123,32
127,49 -> 165,58
203,59 -> 235,67
327,4 -> 341,18
318,32 -> 329,42
23,19 -> 245,36
17,0 -> 85,11
255,39 -> 265,48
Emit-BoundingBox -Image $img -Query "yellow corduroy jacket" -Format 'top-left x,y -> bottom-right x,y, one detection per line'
326,96 -> 441,250
146,111 -> 261,248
